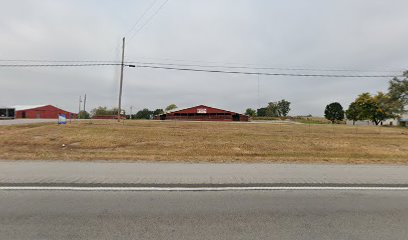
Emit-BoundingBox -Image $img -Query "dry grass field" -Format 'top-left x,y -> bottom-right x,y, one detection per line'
1,120 -> 407,164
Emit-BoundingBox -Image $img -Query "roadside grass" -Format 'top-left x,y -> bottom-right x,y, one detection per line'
0,120 -> 407,164
252,116 -> 332,124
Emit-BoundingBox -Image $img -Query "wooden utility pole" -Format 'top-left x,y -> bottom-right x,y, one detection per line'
117,37 -> 125,122
78,95 -> 82,119
83,94 -> 87,112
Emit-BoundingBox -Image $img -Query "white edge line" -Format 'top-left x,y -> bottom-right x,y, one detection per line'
1,186 -> 408,191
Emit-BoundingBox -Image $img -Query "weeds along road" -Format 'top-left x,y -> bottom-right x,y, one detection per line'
1,190 -> 408,240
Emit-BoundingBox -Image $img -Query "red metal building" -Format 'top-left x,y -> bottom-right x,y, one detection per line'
155,105 -> 249,122
13,105 -> 77,119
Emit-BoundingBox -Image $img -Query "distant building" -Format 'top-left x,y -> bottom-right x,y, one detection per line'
11,105 -> 77,119
0,107 -> 15,119
400,116 -> 408,127
346,114 -> 408,127
154,105 -> 249,122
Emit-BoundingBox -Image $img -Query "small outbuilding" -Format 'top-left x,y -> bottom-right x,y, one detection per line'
155,105 -> 249,122
400,117 -> 408,127
12,105 -> 77,119
0,107 -> 15,119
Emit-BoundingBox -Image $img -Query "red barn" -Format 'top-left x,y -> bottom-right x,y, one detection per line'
155,105 -> 249,122
12,105 -> 77,119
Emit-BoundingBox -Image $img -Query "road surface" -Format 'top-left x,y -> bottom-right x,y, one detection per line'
1,161 -> 408,239
1,190 -> 408,240
0,119 -> 57,126
1,161 -> 408,186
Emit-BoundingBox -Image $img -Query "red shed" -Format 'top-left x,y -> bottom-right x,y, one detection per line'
12,105 -> 77,119
155,105 -> 249,122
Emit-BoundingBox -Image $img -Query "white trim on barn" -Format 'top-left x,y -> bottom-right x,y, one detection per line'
11,105 -> 47,111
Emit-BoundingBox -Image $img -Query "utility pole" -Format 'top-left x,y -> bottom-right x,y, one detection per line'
83,94 -> 87,113
257,74 -> 260,109
130,106 -> 133,119
117,37 -> 125,122
78,95 -> 82,119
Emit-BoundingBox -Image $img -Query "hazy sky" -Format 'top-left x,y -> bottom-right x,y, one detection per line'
1,0 -> 407,115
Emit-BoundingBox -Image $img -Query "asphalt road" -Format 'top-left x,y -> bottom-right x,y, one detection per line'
2,161 -> 408,186
0,119 -> 57,125
1,190 -> 407,240
1,162 -> 408,239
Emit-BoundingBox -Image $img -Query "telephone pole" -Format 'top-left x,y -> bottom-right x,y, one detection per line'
83,94 -> 87,112
78,95 -> 82,119
117,37 -> 125,122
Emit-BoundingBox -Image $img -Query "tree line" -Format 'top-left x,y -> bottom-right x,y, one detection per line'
245,99 -> 291,117
77,104 -> 179,119
324,71 -> 408,125
128,104 -> 178,119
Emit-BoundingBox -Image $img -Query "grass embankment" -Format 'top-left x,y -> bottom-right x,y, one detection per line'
0,120 -> 407,164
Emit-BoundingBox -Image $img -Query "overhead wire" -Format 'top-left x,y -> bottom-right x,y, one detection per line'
133,64 -> 402,78
0,62 -> 402,78
124,0 -> 160,38
0,59 -> 404,74
0,63 -> 121,67
128,0 -> 170,40
124,56 -> 405,73
125,61 -> 404,73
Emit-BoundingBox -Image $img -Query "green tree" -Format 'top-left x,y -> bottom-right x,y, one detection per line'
257,107 -> 267,117
153,109 -> 164,116
277,99 -> 291,117
266,102 -> 279,117
91,106 -> 110,116
373,92 -> 397,124
345,102 -> 360,125
245,108 -> 256,117
165,104 -> 178,112
78,110 -> 90,119
388,71 -> 408,113
111,108 -> 124,115
90,107 -> 123,116
324,102 -> 345,123
135,108 -> 153,119
352,92 -> 396,125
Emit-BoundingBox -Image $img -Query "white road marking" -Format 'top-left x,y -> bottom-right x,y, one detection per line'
1,186 -> 408,191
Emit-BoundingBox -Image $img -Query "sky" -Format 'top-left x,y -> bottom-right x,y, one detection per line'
1,0 -> 407,116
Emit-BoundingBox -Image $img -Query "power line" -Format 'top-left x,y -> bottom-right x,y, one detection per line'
0,62 -> 402,78
0,59 -> 403,73
124,0 -> 160,38
125,56 -> 406,73
0,63 -> 120,67
126,61 -> 404,73
0,59 -> 119,63
128,0 -> 170,40
133,64 -> 401,78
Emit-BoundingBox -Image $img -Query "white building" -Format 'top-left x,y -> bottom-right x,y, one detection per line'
346,114 -> 408,126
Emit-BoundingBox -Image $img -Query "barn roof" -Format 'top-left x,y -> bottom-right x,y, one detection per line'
11,105 -> 48,111
165,105 -> 245,115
